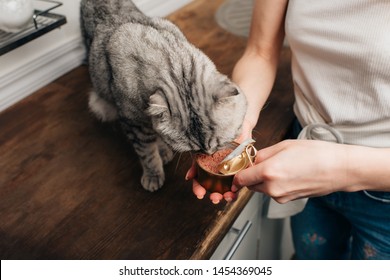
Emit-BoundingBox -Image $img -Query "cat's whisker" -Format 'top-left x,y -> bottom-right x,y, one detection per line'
174,152 -> 182,174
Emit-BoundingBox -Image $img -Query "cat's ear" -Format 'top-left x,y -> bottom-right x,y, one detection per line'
147,90 -> 169,117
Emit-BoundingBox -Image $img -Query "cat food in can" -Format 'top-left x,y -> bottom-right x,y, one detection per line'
195,140 -> 257,194
195,148 -> 237,194
196,149 -> 233,174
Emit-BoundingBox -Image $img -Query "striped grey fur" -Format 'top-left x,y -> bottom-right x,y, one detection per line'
80,0 -> 247,191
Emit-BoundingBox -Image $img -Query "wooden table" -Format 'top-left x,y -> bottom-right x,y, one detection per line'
0,0 -> 295,259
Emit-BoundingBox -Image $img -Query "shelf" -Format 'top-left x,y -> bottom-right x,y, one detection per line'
0,1 -> 66,56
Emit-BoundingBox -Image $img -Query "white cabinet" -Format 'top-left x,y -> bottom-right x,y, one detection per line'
211,192 -> 263,260
211,192 -> 291,260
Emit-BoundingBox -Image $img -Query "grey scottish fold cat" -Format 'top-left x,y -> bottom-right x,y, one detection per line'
80,0 -> 247,192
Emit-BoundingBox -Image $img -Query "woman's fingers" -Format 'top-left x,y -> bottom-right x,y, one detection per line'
209,192 -> 224,204
233,164 -> 265,189
192,179 -> 206,199
223,191 -> 238,202
254,141 -> 286,163
185,160 -> 197,181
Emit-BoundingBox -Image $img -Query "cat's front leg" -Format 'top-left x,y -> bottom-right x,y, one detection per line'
157,137 -> 174,165
127,125 -> 165,192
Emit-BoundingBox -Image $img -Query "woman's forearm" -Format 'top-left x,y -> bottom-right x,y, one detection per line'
232,49 -> 281,129
232,0 -> 288,130
343,145 -> 390,192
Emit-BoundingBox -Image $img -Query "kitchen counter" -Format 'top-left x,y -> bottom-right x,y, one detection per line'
0,0 -> 294,259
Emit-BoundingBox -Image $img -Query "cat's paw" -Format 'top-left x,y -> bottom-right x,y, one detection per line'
141,173 -> 165,192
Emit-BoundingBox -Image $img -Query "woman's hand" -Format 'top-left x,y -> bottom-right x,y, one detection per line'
185,118 -> 254,204
186,164 -> 237,204
185,161 -> 238,204
232,139 -> 350,203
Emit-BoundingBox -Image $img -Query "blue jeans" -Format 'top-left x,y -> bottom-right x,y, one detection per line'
288,119 -> 390,259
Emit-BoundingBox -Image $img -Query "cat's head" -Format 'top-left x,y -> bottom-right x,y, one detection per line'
147,74 -> 247,154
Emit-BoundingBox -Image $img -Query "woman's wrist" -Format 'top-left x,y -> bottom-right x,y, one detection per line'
340,144 -> 390,192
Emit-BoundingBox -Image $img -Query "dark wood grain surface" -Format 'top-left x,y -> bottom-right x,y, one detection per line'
0,0 -> 294,259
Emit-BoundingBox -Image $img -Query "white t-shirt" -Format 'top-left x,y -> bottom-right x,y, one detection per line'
268,0 -> 390,218
286,0 -> 390,147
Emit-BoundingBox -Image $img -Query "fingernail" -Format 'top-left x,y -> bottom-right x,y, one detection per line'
185,170 -> 190,180
231,185 -> 238,193
225,197 -> 232,202
211,199 -> 220,204
197,195 -> 204,200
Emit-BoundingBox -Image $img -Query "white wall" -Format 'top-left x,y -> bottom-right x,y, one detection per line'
0,0 -> 192,112
0,0 -> 84,112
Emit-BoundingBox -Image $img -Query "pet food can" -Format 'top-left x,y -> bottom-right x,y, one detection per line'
195,143 -> 256,194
